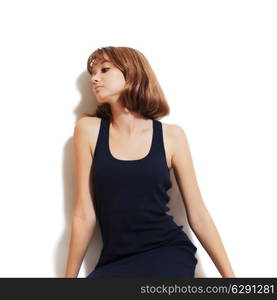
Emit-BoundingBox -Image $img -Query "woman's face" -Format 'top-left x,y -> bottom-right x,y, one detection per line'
90,56 -> 126,104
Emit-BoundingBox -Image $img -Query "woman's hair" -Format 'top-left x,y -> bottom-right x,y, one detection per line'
84,46 -> 170,120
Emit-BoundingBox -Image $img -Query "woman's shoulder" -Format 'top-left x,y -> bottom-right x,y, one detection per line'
76,116 -> 102,129
75,117 -> 102,156
159,120 -> 186,139
75,116 -> 104,136
158,121 -> 187,165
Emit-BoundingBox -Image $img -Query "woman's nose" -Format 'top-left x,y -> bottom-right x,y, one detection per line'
91,73 -> 102,82
91,75 -> 99,83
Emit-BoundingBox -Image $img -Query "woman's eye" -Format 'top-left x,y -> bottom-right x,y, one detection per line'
91,67 -> 110,77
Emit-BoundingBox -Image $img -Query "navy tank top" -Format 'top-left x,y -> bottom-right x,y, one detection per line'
91,117 -> 193,269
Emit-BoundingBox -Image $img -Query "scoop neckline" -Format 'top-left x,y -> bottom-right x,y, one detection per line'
107,118 -> 155,163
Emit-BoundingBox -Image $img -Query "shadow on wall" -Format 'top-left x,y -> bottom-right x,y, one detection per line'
54,70 -> 98,278
55,70 -> 205,277
167,168 -> 205,278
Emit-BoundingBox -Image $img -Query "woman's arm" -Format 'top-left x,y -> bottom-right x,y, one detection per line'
170,124 -> 235,278
64,118 -> 97,278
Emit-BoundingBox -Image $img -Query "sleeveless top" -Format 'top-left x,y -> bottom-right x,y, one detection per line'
91,117 -> 192,269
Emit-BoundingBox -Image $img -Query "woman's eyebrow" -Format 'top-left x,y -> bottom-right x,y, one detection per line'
91,59 -> 111,69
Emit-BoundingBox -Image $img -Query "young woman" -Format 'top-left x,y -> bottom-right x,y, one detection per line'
65,46 -> 235,278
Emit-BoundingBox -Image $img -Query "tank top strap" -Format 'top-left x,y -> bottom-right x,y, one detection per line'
152,119 -> 167,164
93,117 -> 109,159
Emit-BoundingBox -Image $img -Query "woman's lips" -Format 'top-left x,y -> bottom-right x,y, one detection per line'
95,86 -> 103,92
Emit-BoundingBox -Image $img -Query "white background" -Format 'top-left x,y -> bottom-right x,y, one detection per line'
0,0 -> 276,278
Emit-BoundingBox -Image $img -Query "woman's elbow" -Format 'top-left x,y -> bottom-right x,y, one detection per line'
188,204 -> 211,230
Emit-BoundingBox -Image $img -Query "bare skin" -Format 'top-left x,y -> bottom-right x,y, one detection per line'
86,117 -> 174,168
64,53 -> 235,278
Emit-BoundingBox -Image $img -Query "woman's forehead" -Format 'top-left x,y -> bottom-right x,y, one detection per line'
90,57 -> 112,69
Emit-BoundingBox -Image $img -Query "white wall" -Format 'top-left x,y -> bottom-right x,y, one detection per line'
0,0 -> 276,278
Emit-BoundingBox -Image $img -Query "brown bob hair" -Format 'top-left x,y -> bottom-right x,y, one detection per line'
84,46 -> 170,120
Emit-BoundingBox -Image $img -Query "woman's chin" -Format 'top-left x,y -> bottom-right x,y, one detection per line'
96,98 -> 110,104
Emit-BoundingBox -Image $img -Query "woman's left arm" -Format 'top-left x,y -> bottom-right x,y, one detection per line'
170,124 -> 235,278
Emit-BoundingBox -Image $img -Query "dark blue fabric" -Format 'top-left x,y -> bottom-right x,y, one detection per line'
87,117 -> 198,278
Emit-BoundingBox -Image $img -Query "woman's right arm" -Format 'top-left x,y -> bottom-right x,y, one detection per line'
64,118 -> 97,278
